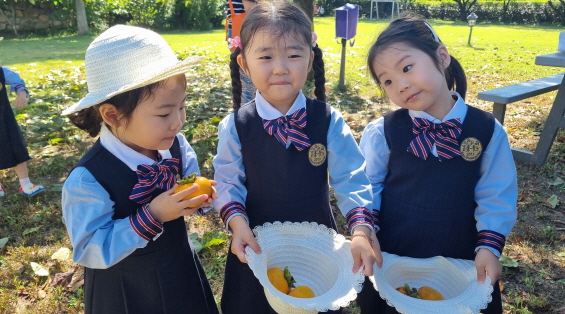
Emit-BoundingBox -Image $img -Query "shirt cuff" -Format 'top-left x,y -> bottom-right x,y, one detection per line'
345,207 -> 374,232
475,246 -> 502,258
15,85 -> 28,96
476,230 -> 506,256
129,204 -> 164,241
372,209 -> 380,231
220,201 -> 248,226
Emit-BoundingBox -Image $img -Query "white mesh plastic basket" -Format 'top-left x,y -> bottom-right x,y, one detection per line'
369,252 -> 494,314
245,221 -> 365,314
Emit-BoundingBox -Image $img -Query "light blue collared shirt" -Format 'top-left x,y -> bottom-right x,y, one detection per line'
359,92 -> 517,257
2,66 -> 28,94
62,125 -> 200,269
213,90 -> 374,232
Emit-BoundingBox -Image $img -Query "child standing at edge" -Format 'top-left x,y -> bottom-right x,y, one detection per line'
226,0 -> 262,104
0,64 -> 44,197
214,2 -> 383,313
358,16 -> 517,314
61,25 -> 219,314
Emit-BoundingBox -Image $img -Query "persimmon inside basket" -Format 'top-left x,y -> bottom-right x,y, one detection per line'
245,221 -> 364,314
369,252 -> 495,314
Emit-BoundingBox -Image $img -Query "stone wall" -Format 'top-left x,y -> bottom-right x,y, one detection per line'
0,2 -> 71,32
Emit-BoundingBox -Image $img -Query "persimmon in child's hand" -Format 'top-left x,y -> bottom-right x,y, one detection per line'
175,173 -> 213,207
148,184 -> 209,223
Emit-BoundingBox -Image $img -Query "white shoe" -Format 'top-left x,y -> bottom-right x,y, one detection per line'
0,184 -> 5,198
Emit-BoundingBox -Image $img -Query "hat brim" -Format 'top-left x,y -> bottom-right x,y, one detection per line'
63,56 -> 202,115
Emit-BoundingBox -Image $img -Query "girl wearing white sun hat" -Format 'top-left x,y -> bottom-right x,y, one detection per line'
61,25 -> 219,314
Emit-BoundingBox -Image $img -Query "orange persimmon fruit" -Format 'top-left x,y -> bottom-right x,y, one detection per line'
174,173 -> 212,206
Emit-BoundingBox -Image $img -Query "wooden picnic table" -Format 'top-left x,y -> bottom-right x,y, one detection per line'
517,52 -> 565,166
477,52 -> 565,166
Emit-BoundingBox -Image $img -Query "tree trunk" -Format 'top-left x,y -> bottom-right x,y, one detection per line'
0,3 -> 18,37
76,0 -> 89,35
293,0 -> 314,26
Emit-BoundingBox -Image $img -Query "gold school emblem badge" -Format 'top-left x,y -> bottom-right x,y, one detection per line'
308,143 -> 326,166
0,82 -> 3,91
460,137 -> 482,162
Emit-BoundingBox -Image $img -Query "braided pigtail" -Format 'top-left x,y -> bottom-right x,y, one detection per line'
312,43 -> 326,103
446,55 -> 467,100
230,47 -> 243,110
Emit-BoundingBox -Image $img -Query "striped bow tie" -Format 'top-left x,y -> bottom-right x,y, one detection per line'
262,107 -> 312,151
129,158 -> 180,204
407,117 -> 463,161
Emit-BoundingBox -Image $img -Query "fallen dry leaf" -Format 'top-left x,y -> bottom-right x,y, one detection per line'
50,272 -> 74,288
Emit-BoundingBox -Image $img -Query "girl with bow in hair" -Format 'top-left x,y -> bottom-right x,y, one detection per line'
61,25 -> 219,314
358,15 -> 517,314
214,2 -> 382,313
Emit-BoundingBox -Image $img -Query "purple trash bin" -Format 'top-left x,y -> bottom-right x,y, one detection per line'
335,3 -> 359,40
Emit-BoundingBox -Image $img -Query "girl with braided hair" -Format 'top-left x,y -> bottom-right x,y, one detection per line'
214,1 -> 382,313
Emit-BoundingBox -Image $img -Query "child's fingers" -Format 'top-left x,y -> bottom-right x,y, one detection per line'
179,194 -> 208,208
244,234 -> 262,255
352,252 -> 363,274
362,254 -> 375,276
476,264 -> 487,284
485,264 -> 502,284
231,242 -> 249,263
179,206 -> 200,216
371,236 -> 384,268
173,184 -> 200,200
209,180 -> 218,186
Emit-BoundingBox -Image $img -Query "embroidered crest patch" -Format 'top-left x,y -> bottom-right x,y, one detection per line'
308,143 -> 326,166
460,137 -> 482,162
0,82 -> 3,91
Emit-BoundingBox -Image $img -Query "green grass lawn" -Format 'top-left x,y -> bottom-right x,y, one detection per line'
1,17 -> 565,313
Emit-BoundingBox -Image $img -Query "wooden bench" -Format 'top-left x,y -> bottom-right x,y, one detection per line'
477,72 -> 564,165
478,72 -> 564,125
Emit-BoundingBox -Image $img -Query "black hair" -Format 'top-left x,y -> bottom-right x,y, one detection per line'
229,0 -> 326,109
68,75 -> 187,137
367,13 -> 467,99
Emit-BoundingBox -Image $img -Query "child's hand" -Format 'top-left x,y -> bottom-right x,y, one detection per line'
148,184 -> 209,223
351,226 -> 383,276
189,180 -> 218,208
229,215 -> 262,263
474,248 -> 502,285
14,90 -> 28,110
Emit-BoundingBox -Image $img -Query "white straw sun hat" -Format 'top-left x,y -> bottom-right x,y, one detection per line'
245,221 -> 365,314
62,25 -> 201,115
370,252 -> 494,314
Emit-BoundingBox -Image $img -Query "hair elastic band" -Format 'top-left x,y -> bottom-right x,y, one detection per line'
228,36 -> 242,50
423,21 -> 440,42
312,32 -> 317,47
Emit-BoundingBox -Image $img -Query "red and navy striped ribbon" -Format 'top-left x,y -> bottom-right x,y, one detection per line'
262,108 -> 312,151
129,158 -> 180,204
407,117 -> 463,161
477,230 -> 506,255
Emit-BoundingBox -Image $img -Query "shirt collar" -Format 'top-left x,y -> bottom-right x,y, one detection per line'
99,124 -> 173,171
254,90 -> 306,120
408,91 -> 468,123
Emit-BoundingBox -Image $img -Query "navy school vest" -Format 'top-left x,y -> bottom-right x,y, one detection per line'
0,68 -> 9,107
75,137 -> 187,256
234,97 -> 337,230
378,106 -> 494,260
